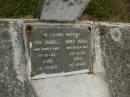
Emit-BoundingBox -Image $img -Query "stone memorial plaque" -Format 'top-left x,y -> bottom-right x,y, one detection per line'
25,24 -> 92,78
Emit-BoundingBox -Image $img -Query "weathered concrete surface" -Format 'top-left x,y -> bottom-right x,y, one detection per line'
35,0 -> 90,21
0,20 -> 37,97
93,22 -> 130,97
31,74 -> 110,97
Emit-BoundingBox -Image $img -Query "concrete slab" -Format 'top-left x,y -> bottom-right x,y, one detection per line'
94,22 -> 130,97
0,20 -> 37,97
36,0 -> 90,21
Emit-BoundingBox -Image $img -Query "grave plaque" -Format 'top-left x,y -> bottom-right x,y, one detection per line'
25,24 -> 92,78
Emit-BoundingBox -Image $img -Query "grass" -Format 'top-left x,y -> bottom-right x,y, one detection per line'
84,0 -> 130,22
0,0 -> 130,22
0,0 -> 37,18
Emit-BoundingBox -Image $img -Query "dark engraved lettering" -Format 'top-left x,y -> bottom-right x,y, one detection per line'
27,25 -> 92,76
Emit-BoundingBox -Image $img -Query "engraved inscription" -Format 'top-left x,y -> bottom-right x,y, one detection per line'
29,26 -> 91,76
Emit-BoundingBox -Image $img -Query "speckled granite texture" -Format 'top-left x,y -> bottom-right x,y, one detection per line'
97,24 -> 130,97
0,20 -> 37,97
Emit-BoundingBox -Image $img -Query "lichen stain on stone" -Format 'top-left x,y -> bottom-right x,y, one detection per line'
77,0 -> 83,5
68,2 -> 74,6
1,30 -> 10,39
110,28 -> 121,42
129,31 -> 130,36
62,0 -> 69,2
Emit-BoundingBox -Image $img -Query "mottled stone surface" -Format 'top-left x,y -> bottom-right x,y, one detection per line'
35,0 -> 90,21
96,23 -> 130,97
0,20 -> 25,97
0,20 -> 37,97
